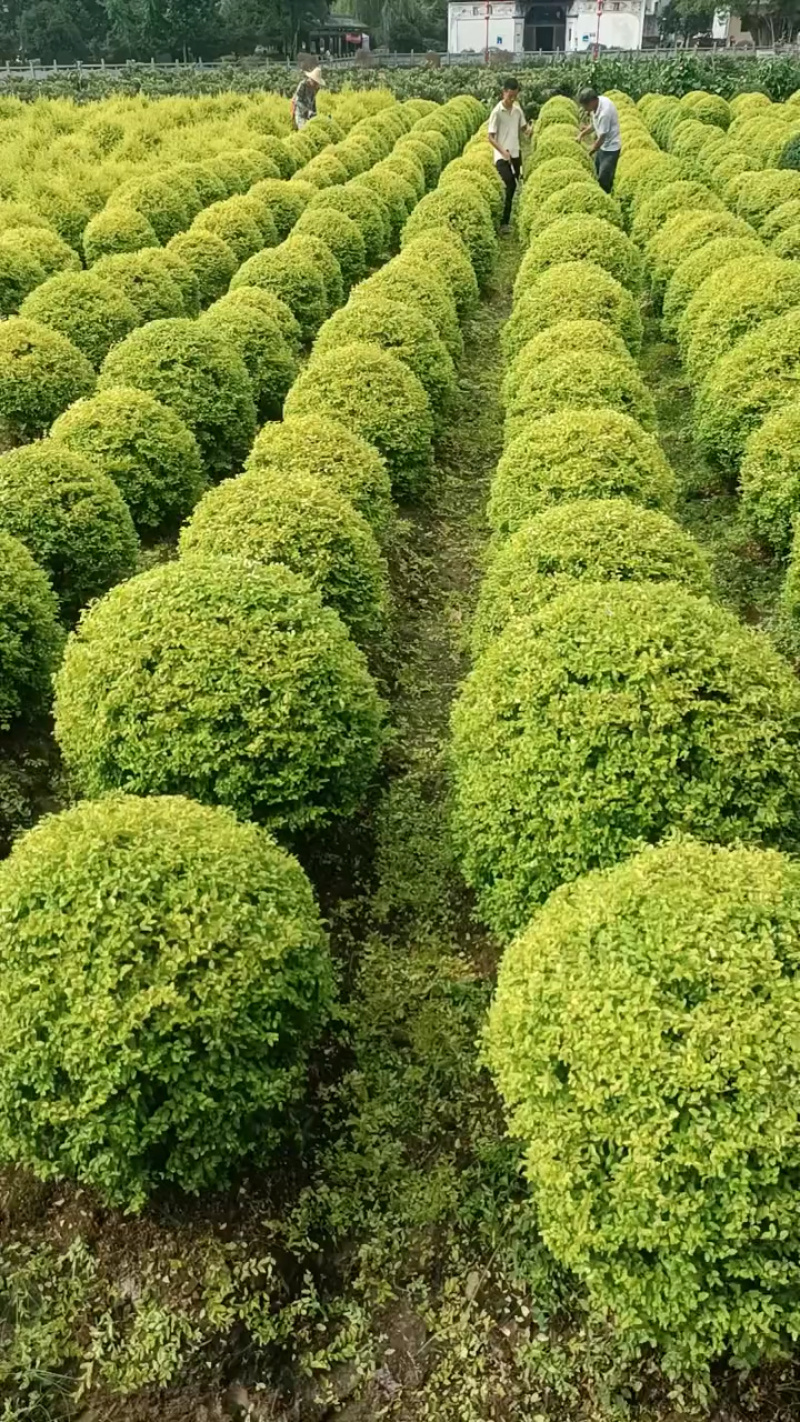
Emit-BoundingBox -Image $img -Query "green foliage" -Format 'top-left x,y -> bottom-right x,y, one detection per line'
309,183 -> 391,266
294,206 -> 367,292
771,222 -> 800,258
760,197 -> 800,239
0,793 -> 332,1210
362,256 -> 463,361
166,227 -> 238,307
351,165 -> 417,244
300,150 -> 349,189
20,270 -> 141,369
208,283 -> 302,353
180,469 -> 389,647
231,243 -> 328,343
0,531 -> 63,729
486,837 -> 800,1376
0,243 -> 45,317
285,340 -> 433,502
472,499 -> 712,655
194,194 -> 277,263
439,162 -> 503,227
313,294 -> 456,416
661,234 -> 765,337
157,246 -> 201,317
779,131 -> 800,170
284,230 -> 344,312
51,386 -> 205,536
200,301 -> 296,422
517,160 -> 594,241
396,133 -> 443,189
630,180 -> 724,248
729,168 -> 800,228
505,320 -> 632,405
527,182 -> 623,239
401,182 -> 497,288
679,89 -> 730,126
91,249 -> 186,323
245,413 -> 393,542
489,407 -> 675,537
54,558 -> 384,832
504,347 -> 655,443
398,228 -> 479,322
115,174 -> 191,243
0,440 -> 138,621
503,260 -> 642,358
249,176 -> 310,241
694,308 -> 800,469
684,257 -> 800,387
98,317 -> 256,478
0,224 -> 80,279
82,203 -> 160,264
452,581 -> 800,937
517,215 -> 644,297
644,209 -> 756,301
740,401 -> 800,554
0,316 -> 96,442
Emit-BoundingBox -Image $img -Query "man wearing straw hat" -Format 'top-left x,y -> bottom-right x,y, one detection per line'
291,66 -> 325,131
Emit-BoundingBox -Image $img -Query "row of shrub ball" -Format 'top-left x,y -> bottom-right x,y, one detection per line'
626,85 -> 800,622
0,92 -> 494,1212
460,93 -> 800,1383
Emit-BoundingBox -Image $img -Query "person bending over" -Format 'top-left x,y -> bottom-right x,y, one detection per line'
488,78 -> 531,232
577,87 -> 622,194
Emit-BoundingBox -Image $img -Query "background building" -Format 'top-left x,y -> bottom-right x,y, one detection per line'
447,0 -> 658,52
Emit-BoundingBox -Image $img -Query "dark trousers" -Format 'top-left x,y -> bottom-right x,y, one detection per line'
595,148 -> 621,194
496,156 -> 522,225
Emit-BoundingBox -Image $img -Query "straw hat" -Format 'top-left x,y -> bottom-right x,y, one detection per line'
306,66 -> 325,87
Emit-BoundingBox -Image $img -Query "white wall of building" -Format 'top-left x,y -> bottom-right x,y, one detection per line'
566,0 -> 645,49
448,2 -> 519,53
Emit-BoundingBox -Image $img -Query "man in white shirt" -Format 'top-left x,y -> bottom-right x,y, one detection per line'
577,88 -> 622,194
487,78 -> 531,232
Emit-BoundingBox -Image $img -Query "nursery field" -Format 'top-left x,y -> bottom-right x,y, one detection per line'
6,71 -> 800,1422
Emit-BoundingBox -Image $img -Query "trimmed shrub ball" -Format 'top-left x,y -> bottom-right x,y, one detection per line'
231,244 -> 327,343
245,414 -> 393,542
0,245 -> 45,317
485,837 -> 800,1376
293,206 -> 367,292
771,223 -> 800,259
684,257 -> 800,387
207,285 -> 302,354
644,209 -> 757,302
180,469 -> 389,647
360,259 -> 463,362
285,341 -> 434,502
313,295 -> 456,417
91,250 -> 185,324
489,408 -> 675,537
283,231 -> 343,312
0,225 -> 80,280
249,178 -> 310,240
20,271 -> 141,370
527,182 -> 623,238
193,196 -> 276,264
54,558 -> 384,832
0,318 -> 95,442
308,185 -> 390,267
0,793 -> 333,1210
730,169 -> 800,229
504,350 -> 656,442
661,235 -> 766,337
472,499 -> 712,655
759,197 -> 800,240
451,581 -> 800,937
0,442 -> 138,621
166,228 -> 237,308
439,164 -> 504,227
399,228 -> 479,321
351,166 -> 416,244
82,205 -> 159,265
740,401 -> 800,553
401,183 -> 497,288
0,531 -> 63,728
694,309 -> 800,469
116,175 -> 190,244
200,303 -> 297,423
630,181 -> 725,249
503,261 -> 642,357
504,320 -> 632,406
51,387 -> 205,537
98,318 -> 256,479
678,89 -> 730,127
516,216 -> 644,297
